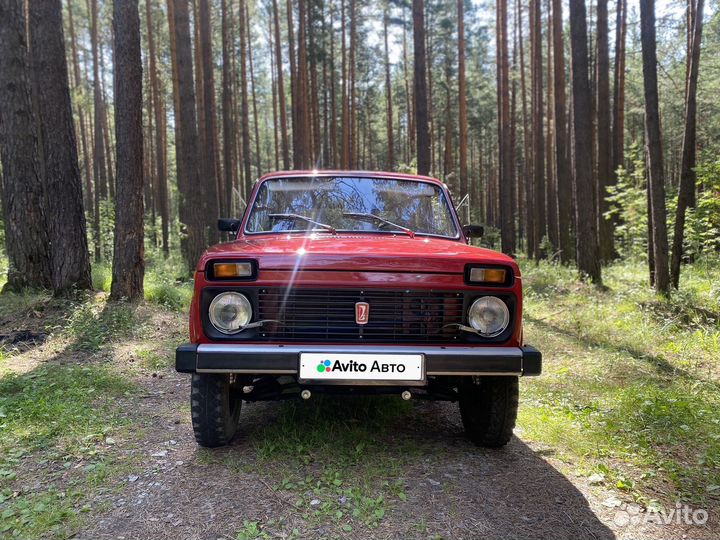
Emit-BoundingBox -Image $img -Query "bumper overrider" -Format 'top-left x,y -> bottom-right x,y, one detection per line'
175,343 -> 542,380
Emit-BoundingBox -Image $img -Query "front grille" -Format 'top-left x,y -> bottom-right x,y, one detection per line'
257,288 -> 465,343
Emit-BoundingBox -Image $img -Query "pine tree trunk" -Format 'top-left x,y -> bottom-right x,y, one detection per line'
198,0 -> 219,245
272,0 -> 290,169
171,0 -> 206,271
530,0 -> 545,258
247,3 -> 262,175
110,0 -> 144,301
545,0 -> 558,254
286,0 -> 298,167
457,0 -> 468,197
639,0 -> 670,294
340,0 -> 350,168
517,0 -> 532,254
147,0 -> 170,256
0,0 -> 53,291
67,0 -> 94,221
348,0 -> 357,168
569,0 -> 602,282
596,0 -> 613,261
90,0 -> 108,261
384,4 -> 394,170
239,0 -> 252,195
412,0 -> 430,176
552,0 -> 572,263
611,0 -> 626,180
221,0 -> 235,218
670,0 -> 704,288
28,0 -> 92,293
498,0 -> 515,254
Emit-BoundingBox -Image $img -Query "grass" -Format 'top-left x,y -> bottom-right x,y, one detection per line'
518,257 -> 720,507
216,396 -> 417,537
0,364 -> 136,538
92,254 -> 193,312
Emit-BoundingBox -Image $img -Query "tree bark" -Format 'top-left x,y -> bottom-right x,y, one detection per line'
412,0 -> 430,176
111,0 -> 144,301
498,0 -> 515,254
384,4 -> 394,170
552,0 -> 572,263
0,0 -> 53,290
90,0 -> 107,261
340,0 -> 350,168
545,0 -> 558,253
198,0 -> 219,245
517,0 -> 531,252
639,0 -> 670,294
671,0 -> 704,288
220,0 -> 235,218
238,0 -> 252,196
611,0 -> 627,180
286,0 -> 298,167
28,0 -> 92,293
530,0 -> 545,258
596,0 -> 613,261
146,0 -> 170,256
66,0 -> 94,221
569,0 -> 602,282
247,3 -> 262,174
272,0 -> 290,169
171,0 -> 206,271
457,0 -> 468,197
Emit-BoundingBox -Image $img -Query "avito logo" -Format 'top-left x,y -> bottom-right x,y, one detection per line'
315,359 -> 406,374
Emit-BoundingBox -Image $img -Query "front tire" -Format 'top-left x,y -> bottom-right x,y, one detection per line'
191,373 -> 242,448
459,376 -> 518,448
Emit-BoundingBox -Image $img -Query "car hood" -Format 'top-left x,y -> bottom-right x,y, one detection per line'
199,234 -> 519,275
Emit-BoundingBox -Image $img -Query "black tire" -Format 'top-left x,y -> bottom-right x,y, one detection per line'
191,373 -> 242,448
459,376 -> 518,448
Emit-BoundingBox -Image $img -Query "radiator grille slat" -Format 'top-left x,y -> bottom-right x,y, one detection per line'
257,288 -> 464,343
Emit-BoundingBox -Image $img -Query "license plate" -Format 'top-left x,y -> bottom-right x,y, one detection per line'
299,353 -> 424,382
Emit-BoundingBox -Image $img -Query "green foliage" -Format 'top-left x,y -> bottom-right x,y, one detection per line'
91,262 -> 112,292
685,160 -> 720,257
143,251 -> 193,311
606,145 -> 649,259
520,258 -> 720,505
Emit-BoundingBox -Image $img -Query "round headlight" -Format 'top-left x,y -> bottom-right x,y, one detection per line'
468,296 -> 510,337
209,292 -> 252,334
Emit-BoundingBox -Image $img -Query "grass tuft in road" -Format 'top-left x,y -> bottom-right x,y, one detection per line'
229,396 -> 417,533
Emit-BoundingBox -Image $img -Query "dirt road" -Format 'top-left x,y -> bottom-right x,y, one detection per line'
72,367 -> 710,540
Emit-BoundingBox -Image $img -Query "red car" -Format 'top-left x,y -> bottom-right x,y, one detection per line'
176,171 -> 541,448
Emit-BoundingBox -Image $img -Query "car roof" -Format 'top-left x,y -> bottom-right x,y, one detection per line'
255,170 -> 447,188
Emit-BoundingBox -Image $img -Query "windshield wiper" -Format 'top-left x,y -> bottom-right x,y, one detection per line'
342,212 -> 415,238
268,213 -> 337,234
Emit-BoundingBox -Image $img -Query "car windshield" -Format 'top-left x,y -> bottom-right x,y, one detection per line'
245,176 -> 459,238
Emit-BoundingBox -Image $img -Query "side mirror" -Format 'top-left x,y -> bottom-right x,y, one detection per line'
218,218 -> 241,232
462,224 -> 484,238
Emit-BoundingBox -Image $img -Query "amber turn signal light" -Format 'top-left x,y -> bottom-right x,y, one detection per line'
212,262 -> 254,279
468,267 -> 507,284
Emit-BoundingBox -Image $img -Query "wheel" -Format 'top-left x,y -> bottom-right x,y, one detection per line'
190,373 -> 242,447
459,376 -> 518,448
